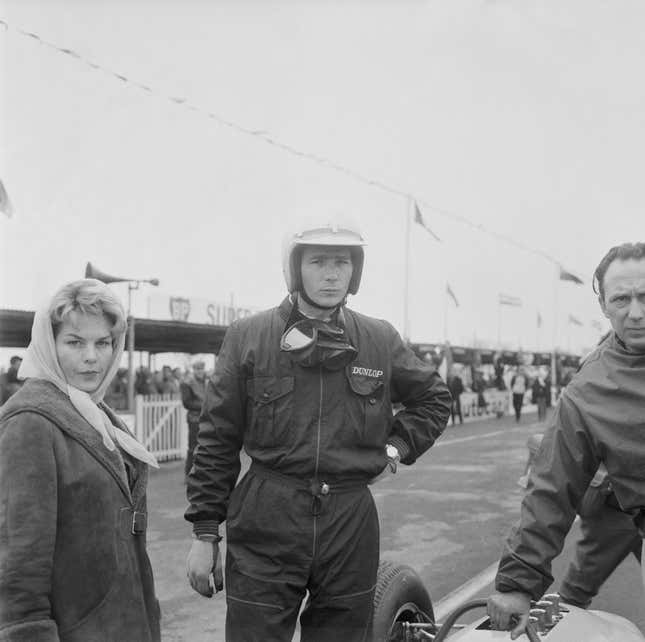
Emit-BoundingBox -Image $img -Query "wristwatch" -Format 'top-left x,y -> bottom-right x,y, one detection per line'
385,444 -> 400,474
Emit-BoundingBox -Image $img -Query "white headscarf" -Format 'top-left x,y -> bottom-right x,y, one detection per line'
19,281 -> 158,468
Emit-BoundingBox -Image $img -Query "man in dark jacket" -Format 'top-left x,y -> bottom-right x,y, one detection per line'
448,369 -> 464,425
185,215 -> 452,642
488,242 -> 645,637
0,355 -> 23,404
180,359 -> 207,477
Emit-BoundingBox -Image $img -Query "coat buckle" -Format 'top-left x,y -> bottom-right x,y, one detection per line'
132,510 -> 147,535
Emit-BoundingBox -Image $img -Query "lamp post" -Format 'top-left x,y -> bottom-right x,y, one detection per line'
124,279 -> 160,411
84,262 -> 159,411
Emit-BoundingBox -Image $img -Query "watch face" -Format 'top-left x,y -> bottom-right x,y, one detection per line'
386,444 -> 399,459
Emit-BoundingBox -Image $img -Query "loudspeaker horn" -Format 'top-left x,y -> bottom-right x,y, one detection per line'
85,262 -> 159,286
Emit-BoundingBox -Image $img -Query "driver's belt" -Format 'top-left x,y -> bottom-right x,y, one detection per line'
249,461 -> 369,515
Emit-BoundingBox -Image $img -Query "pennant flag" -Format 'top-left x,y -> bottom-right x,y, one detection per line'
537,311 -> 542,328
446,282 -> 459,307
0,178 -> 14,218
499,293 -> 522,307
568,314 -> 583,326
559,266 -> 583,285
413,201 -> 441,242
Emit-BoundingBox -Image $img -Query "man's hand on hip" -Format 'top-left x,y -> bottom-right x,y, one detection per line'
368,444 -> 400,485
487,590 -> 531,639
187,539 -> 223,597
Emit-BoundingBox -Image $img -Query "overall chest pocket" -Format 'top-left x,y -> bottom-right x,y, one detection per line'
246,375 -> 294,448
343,372 -> 388,446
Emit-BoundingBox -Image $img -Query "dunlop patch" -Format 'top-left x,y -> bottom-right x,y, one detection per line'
351,366 -> 384,378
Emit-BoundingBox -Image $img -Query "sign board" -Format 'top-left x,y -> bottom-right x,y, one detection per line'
147,294 -> 255,326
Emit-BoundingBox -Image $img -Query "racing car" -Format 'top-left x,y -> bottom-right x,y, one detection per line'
372,560 -> 645,641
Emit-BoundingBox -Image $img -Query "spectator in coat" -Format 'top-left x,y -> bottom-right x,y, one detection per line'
136,366 -> 157,396
472,370 -> 487,414
0,355 -> 23,404
544,368 -> 553,408
509,367 -> 528,423
448,368 -> 464,425
104,367 -> 128,410
157,365 -> 180,395
180,359 -> 207,477
531,368 -> 549,422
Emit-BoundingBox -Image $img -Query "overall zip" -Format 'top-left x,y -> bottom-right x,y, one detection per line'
312,364 -> 324,559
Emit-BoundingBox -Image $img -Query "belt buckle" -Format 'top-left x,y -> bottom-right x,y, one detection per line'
308,479 -> 330,497
131,510 -> 147,535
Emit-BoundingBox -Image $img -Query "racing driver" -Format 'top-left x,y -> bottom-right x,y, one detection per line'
185,213 -> 452,641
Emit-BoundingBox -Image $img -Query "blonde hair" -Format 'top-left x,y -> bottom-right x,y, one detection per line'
49,279 -> 127,340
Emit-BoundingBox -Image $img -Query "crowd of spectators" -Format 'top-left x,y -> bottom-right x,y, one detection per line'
0,356 -> 216,411
1,351 -> 574,415
0,356 -> 24,405
103,363 -> 214,411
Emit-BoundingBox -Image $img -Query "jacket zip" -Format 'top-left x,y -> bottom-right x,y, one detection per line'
312,365 -> 323,559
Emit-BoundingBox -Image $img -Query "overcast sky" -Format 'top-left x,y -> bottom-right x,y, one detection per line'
2,0 -> 645,363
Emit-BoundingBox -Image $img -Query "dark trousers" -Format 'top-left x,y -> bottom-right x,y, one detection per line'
536,397 -> 547,422
512,393 -> 524,422
451,397 -> 463,425
224,470 -> 379,642
184,421 -> 199,476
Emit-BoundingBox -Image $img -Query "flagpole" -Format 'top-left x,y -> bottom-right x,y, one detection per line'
497,299 -> 502,349
443,286 -> 448,343
403,197 -> 412,341
551,264 -> 559,391
536,309 -> 539,351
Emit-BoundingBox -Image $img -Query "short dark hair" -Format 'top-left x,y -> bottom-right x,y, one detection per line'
593,242 -> 645,300
9,356 -> 22,366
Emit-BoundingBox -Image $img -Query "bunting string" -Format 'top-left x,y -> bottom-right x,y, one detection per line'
1,18 -> 576,271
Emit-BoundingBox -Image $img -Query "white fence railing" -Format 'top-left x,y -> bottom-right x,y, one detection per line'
134,394 -> 187,462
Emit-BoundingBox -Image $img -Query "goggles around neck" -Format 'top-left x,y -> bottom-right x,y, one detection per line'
280,319 -> 357,370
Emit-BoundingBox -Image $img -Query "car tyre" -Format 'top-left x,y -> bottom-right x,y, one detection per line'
372,560 -> 434,641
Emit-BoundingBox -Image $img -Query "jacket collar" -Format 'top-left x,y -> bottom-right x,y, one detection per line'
608,331 -> 645,363
279,295 -> 347,330
99,401 -> 149,505
1,379 -> 143,503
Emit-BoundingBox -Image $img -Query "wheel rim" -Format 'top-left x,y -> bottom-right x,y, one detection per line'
387,602 -> 433,642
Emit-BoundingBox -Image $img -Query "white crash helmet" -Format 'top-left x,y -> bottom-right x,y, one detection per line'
282,214 -> 366,295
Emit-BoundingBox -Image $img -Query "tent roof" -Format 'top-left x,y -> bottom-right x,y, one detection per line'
0,309 -> 227,355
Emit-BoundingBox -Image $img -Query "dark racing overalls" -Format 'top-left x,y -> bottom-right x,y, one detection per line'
185,297 -> 451,641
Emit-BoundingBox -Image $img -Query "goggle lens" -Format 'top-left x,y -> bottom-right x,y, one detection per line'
280,323 -> 317,351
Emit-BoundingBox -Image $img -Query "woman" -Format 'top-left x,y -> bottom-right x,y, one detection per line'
0,279 -> 161,641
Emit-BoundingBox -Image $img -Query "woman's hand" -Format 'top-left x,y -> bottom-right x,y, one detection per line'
187,540 -> 223,597
487,590 -> 531,639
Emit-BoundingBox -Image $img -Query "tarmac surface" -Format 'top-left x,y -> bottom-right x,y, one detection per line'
146,409 -> 644,641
